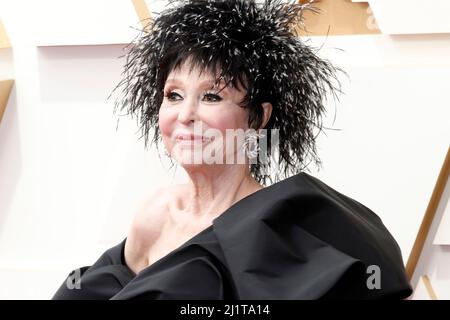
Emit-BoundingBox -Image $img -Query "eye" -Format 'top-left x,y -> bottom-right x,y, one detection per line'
203,92 -> 223,102
164,90 -> 182,101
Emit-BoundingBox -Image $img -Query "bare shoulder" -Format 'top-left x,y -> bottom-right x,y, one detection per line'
140,185 -> 188,211
133,186 -> 179,223
125,185 -> 187,273
129,185 -> 188,235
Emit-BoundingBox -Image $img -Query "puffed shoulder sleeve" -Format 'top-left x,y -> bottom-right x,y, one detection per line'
211,172 -> 413,299
110,242 -> 230,300
52,238 -> 135,300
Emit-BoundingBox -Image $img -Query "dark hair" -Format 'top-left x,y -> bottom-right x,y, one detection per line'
109,0 -> 343,185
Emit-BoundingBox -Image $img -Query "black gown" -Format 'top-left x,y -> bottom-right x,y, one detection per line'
52,172 -> 412,300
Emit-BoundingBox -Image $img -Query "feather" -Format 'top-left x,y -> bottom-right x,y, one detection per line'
107,0 -> 344,185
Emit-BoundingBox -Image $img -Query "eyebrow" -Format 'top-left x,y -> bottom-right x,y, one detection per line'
165,78 -> 231,93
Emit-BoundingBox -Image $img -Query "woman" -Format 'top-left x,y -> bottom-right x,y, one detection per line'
53,0 -> 412,299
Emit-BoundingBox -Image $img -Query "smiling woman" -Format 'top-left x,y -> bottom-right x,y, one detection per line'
159,57 -> 266,168
52,0 -> 412,300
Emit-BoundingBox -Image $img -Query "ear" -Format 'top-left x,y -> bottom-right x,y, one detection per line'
259,102 -> 273,130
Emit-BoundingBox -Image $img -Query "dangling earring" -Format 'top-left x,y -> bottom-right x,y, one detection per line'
158,145 -> 171,159
164,148 -> 171,158
242,130 -> 265,159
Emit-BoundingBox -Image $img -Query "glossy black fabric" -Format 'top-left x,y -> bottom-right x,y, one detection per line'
52,172 -> 412,300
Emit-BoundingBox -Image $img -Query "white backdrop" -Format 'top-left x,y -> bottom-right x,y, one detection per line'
0,0 -> 449,299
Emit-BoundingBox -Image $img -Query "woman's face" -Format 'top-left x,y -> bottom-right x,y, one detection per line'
158,60 -> 250,168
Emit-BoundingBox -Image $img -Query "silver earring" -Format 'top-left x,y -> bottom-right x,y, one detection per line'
242,131 -> 265,159
159,146 -> 171,159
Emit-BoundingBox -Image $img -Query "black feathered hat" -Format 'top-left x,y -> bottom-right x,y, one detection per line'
109,0 -> 343,185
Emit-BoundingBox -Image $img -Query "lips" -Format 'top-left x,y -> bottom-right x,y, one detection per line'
174,133 -> 211,144
176,134 -> 206,140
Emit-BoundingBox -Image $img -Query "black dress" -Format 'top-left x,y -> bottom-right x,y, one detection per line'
52,172 -> 412,300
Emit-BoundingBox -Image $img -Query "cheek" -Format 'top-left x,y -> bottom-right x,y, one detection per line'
158,108 -> 175,137
158,108 -> 178,152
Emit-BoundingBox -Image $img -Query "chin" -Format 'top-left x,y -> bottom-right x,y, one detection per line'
173,147 -> 205,166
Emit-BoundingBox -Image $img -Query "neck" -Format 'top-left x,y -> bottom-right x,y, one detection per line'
183,164 -> 262,219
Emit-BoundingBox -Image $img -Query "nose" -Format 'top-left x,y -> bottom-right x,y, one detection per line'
177,98 -> 198,124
